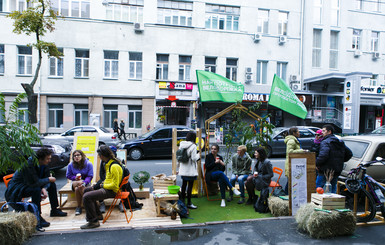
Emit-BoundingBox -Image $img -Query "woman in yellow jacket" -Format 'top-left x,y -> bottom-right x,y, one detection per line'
81,145 -> 123,229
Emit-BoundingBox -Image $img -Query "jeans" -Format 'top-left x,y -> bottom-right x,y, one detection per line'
229,174 -> 248,198
83,187 -> 116,222
21,182 -> 59,214
210,171 -> 233,199
316,174 -> 338,194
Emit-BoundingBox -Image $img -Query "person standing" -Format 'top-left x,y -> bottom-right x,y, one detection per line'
119,119 -> 126,140
310,129 -> 324,157
113,118 -> 119,139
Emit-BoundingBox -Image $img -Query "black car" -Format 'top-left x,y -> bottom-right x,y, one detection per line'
37,138 -> 72,170
119,126 -> 194,160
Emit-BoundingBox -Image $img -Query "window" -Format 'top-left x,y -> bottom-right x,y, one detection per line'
17,46 -> 32,75
74,104 -> 88,126
75,49 -> 89,78
367,0 -> 380,12
0,44 -> 4,75
103,105 -> 118,128
104,50 -> 119,79
51,0 -> 90,18
226,58 -> 237,81
156,54 -> 169,80
313,0 -> 322,25
356,0 -> 363,10
276,62 -> 287,82
278,12 -> 288,35
257,9 -> 269,34
330,31 -> 339,69
49,48 -> 63,77
48,104 -> 63,128
352,29 -> 361,50
8,0 -> 32,12
205,4 -> 239,31
205,57 -> 216,73
128,105 -> 142,128
129,52 -> 142,79
256,60 -> 267,84
312,29 -> 322,68
18,103 -> 29,122
331,0 -> 340,26
179,55 -> 191,81
371,31 -> 379,52
370,74 -> 378,86
106,0 -> 143,22
157,0 -> 192,26
0,107 -> 4,123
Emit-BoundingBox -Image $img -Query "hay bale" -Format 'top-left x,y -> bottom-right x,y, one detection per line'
0,212 -> 37,245
295,203 -> 317,231
268,196 -> 289,217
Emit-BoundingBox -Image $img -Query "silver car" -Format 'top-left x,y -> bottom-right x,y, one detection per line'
44,126 -> 119,146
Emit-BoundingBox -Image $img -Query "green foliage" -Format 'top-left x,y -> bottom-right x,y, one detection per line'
133,171 -> 150,186
0,93 -> 42,174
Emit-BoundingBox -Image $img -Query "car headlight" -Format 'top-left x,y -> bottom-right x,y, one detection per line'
51,145 -> 66,154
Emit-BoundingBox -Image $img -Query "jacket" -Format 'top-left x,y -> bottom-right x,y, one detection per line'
205,153 -> 225,183
284,135 -> 305,176
316,134 -> 346,176
103,159 -> 123,193
231,152 -> 252,175
66,158 -> 94,185
177,141 -> 200,177
252,159 -> 274,189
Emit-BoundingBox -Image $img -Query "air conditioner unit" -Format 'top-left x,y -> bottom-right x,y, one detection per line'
253,33 -> 262,42
290,83 -> 300,91
373,52 -> 381,59
290,74 -> 300,82
354,49 -> 362,57
245,67 -> 253,74
134,22 -> 143,33
89,114 -> 100,127
279,35 -> 287,44
245,74 -> 252,83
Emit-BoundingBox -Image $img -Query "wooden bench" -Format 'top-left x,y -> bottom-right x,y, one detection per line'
58,182 -> 77,209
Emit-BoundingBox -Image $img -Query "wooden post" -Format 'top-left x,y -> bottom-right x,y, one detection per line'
172,128 -> 177,175
196,128 -> 202,196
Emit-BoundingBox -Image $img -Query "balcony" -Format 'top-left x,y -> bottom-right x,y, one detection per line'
311,107 -> 343,128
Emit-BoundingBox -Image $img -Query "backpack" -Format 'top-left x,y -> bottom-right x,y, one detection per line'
109,161 -> 130,184
254,188 -> 269,213
176,200 -> 189,218
122,181 -> 143,210
176,145 -> 193,163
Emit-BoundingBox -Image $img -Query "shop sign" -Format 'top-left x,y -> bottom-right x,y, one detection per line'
360,86 -> 385,94
242,93 -> 269,102
159,82 -> 193,90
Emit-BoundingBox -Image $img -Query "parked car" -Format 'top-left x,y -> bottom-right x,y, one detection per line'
44,126 -> 119,147
369,125 -> 385,134
35,138 -> 72,170
119,125 -> 195,160
340,135 -> 385,183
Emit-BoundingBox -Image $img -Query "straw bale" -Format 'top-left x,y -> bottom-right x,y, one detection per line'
295,203 -> 317,231
268,196 -> 289,217
0,212 -> 37,245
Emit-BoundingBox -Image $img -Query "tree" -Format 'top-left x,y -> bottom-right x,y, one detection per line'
7,0 -> 61,124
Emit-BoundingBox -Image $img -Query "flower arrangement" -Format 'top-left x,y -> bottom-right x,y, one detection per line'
133,171 -> 150,190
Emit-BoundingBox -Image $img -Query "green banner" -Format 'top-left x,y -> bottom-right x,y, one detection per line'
196,70 -> 244,103
268,74 -> 308,119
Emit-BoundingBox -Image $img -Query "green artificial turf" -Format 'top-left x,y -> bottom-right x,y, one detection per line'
181,193 -> 272,224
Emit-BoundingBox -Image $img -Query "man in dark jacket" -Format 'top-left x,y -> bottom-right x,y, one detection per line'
316,124 -> 352,193
5,148 -> 67,228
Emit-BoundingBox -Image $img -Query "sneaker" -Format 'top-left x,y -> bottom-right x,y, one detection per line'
232,188 -> 241,196
237,198 -> 245,204
245,198 -> 253,205
99,202 -> 106,213
220,199 -> 226,207
75,207 -> 82,215
118,202 -> 124,212
50,208 -> 67,217
80,221 -> 100,229
187,203 -> 197,209
39,217 -> 50,227
227,196 -> 233,202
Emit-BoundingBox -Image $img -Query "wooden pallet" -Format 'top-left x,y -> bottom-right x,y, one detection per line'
311,193 -> 345,210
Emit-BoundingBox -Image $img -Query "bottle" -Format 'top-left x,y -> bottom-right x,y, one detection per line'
324,182 -> 332,194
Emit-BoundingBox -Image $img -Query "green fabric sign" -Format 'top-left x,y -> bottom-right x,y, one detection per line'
268,74 -> 308,119
196,70 -> 244,103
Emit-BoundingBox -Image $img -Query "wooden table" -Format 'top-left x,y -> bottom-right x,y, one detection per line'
153,192 -> 179,217
58,182 -> 76,209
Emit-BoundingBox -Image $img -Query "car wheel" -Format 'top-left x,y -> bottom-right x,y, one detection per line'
129,148 -> 143,160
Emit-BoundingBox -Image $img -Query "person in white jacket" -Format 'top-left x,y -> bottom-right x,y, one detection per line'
177,131 -> 200,209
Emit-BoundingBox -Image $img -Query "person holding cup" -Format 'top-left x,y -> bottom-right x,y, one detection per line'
66,150 -> 94,215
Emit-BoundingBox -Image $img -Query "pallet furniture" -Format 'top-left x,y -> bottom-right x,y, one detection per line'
311,193 -> 345,210
153,191 -> 179,217
58,182 -> 77,209
133,188 -> 150,199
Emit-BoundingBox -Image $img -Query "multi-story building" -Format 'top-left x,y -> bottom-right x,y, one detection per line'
0,0 -> 384,135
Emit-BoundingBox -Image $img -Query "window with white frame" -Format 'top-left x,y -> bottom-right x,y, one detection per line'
0,44 -> 4,75
17,46 -> 32,75
75,49 -> 89,78
0,108 -> 4,123
313,0 -> 322,25
156,54 -> 169,80
129,52 -> 142,79
103,105 -> 118,128
356,0 -> 363,10
352,29 -> 361,50
312,29 -> 322,68
105,0 -> 144,22
7,0 -> 32,12
157,0 -> 192,26
367,0 -> 380,12
74,104 -> 88,126
257,9 -> 269,34
276,62 -> 287,82
51,0 -> 90,18
226,58 -> 237,81
278,11 -> 288,35
104,50 -> 119,79
205,4 -> 239,31
205,57 -> 216,73
330,31 -> 339,69
256,60 -> 267,84
48,103 -> 63,128
331,0 -> 340,26
49,48 -> 63,77
370,74 -> 378,86
18,103 -> 29,122
0,0 -> 3,12
371,31 -> 379,52
179,55 -> 191,81
128,105 -> 142,128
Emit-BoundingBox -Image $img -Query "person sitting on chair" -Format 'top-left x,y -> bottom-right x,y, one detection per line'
5,148 -> 67,228
205,144 -> 241,207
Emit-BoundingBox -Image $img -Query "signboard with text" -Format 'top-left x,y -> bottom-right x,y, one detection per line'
73,132 -> 99,183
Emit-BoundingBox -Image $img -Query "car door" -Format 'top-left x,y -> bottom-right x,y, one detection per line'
62,127 -> 82,144
271,131 -> 287,155
147,128 -> 172,156
298,129 -> 315,150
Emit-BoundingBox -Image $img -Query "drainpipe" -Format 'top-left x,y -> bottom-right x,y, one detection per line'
37,67 -> 41,131
299,0 -> 305,88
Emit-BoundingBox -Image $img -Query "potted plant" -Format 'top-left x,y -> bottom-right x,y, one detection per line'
133,171 -> 150,190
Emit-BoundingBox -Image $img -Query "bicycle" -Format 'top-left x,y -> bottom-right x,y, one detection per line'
344,157 -> 385,223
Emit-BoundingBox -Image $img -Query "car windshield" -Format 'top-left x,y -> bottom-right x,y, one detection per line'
99,127 -> 110,133
272,128 -> 284,137
344,140 -> 369,158
370,126 -> 385,134
140,128 -> 158,138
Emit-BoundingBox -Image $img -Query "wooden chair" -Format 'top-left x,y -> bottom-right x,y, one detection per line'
202,164 -> 221,201
102,175 -> 133,224
269,167 -> 283,195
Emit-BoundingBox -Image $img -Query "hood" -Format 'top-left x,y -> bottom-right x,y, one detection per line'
284,135 -> 298,144
179,140 -> 194,149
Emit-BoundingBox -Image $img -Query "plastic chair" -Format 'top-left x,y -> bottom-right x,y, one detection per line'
3,174 -> 14,188
269,167 -> 283,195
202,164 -> 221,201
103,175 -> 133,224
